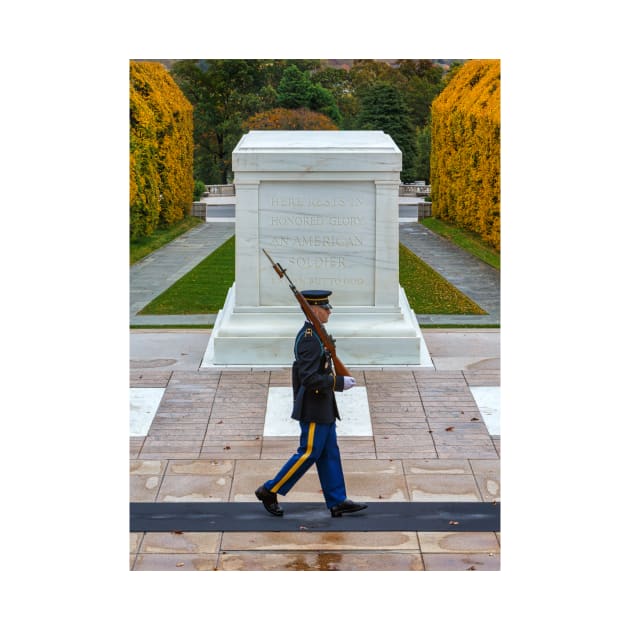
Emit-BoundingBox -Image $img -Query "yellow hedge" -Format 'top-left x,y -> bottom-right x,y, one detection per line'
430,59 -> 500,250
130,61 -> 194,239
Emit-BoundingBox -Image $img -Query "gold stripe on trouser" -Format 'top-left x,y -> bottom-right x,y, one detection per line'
271,422 -> 316,493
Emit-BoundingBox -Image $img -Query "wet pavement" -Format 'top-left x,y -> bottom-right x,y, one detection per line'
129,220 -> 500,571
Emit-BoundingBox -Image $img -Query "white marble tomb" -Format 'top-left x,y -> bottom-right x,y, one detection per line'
202,130 -> 432,368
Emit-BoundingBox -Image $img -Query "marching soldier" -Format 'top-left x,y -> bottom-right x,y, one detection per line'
255,290 -> 368,517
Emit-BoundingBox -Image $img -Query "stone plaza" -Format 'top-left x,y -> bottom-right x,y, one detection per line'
130,130 -> 500,570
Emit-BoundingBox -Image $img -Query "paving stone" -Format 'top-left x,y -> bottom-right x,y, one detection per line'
337,459 -> 409,501
337,437 -> 377,459
405,474 -> 482,501
470,459 -> 501,501
422,553 -> 500,571
156,474 -> 232,502
369,403 -> 425,416
463,370 -> 500,386
132,553 -> 219,571
269,368 -> 292,386
259,437 -> 304,459
377,451 -> 438,460
140,532 -> 221,554
200,439 -> 262,459
221,531 -> 420,551
217,551 -> 425,571
402,459 -> 473,475
418,531 -> 499,553
434,444 -> 499,459
429,422 -> 493,439
129,437 -> 145,458
130,532 -> 143,554
165,459 -> 234,475
364,370 -> 418,383
130,475 -> 162,501
141,439 -> 203,454
130,460 -> 166,476
130,371 -> 172,387
137,451 -> 202,460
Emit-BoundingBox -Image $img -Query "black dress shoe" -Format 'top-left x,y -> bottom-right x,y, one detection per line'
330,499 -> 368,517
255,485 -> 284,516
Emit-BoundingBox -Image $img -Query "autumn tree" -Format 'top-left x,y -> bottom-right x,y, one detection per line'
417,123 -> 432,183
243,107 -> 338,130
349,60 -> 399,98
129,61 -> 194,239
431,59 -> 500,249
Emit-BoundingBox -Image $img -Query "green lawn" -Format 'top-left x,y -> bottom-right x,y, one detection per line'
139,236 -> 235,314
130,216 -> 203,265
399,244 -> 486,314
421,217 -> 500,269
139,236 -> 486,316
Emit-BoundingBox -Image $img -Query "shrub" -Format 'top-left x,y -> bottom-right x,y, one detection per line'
430,60 -> 500,250
130,61 -> 194,239
194,179 -> 207,201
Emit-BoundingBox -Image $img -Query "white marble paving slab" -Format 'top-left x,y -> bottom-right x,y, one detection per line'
130,388 -> 165,436
470,386 -> 500,436
263,386 -> 372,437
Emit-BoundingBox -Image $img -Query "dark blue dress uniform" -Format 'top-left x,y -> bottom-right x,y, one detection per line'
260,290 -> 350,510
256,290 -> 367,517
263,320 -> 348,508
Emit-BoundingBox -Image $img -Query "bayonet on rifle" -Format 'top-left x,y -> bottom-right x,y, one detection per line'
262,249 -> 352,377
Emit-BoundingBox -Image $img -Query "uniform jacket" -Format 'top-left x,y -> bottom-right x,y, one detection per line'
291,321 -> 345,424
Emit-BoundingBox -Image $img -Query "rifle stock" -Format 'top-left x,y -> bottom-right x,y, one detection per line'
262,249 -> 352,378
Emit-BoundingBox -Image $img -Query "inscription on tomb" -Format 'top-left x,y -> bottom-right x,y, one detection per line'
259,181 -> 375,306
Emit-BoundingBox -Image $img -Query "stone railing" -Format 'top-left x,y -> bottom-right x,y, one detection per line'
203,184 -> 235,197
191,202 -> 206,218
199,183 -> 430,198
400,183 -> 431,197
417,202 -> 432,219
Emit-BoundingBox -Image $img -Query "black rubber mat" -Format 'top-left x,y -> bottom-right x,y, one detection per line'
130,502 -> 499,532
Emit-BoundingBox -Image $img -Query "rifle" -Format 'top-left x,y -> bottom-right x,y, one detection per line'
262,249 -> 352,377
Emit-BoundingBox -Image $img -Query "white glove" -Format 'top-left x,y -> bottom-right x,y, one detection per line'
343,376 -> 356,390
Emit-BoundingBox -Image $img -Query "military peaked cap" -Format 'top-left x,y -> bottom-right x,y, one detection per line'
301,290 -> 333,308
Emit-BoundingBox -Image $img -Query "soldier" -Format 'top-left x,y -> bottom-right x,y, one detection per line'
255,290 -> 368,517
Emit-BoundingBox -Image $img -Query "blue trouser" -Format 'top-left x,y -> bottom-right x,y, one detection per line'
264,421 -> 347,509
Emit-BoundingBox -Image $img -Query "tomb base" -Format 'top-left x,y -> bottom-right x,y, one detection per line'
201,284 -> 433,369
